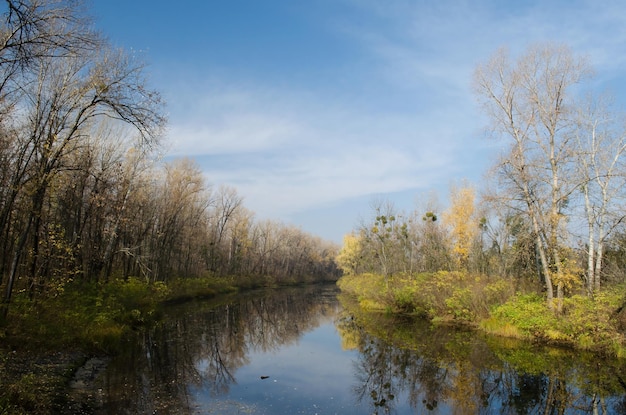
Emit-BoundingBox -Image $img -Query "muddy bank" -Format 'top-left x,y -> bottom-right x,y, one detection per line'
0,349 -> 109,414
66,356 -> 110,413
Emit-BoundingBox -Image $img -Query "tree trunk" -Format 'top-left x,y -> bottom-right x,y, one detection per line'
594,241 -> 604,292
1,214 -> 34,321
583,186 -> 596,293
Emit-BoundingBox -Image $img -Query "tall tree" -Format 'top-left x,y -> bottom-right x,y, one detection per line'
0,0 -> 98,280
207,185 -> 243,274
442,184 -> 478,270
359,200 -> 412,279
0,0 -> 164,318
336,233 -> 364,276
572,96 -> 626,293
473,43 -> 591,310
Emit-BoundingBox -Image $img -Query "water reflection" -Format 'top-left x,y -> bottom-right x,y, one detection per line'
100,286 -> 341,414
98,285 -> 626,414
337,294 -> 626,414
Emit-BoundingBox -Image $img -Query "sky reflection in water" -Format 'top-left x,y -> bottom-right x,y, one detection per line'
101,285 -> 626,414
190,308 -> 366,414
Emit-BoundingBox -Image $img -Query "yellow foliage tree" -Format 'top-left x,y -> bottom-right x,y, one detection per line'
336,233 -> 363,275
443,185 -> 478,269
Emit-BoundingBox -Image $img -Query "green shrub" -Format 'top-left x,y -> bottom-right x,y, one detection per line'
558,291 -> 626,351
490,294 -> 559,337
337,273 -> 388,310
103,277 -> 169,310
391,285 -> 418,313
167,275 -> 237,300
338,271 -> 626,357
445,288 -> 475,322
2,372 -> 59,414
484,279 -> 516,307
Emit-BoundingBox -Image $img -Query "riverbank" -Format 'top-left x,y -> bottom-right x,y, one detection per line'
0,349 -> 111,414
0,275 -> 316,414
337,271 -> 626,359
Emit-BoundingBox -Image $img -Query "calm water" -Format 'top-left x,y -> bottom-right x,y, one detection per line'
98,284 -> 626,414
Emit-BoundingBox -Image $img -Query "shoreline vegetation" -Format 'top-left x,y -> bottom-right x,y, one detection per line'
0,275 -> 335,414
336,271 -> 626,359
2,274 -> 624,414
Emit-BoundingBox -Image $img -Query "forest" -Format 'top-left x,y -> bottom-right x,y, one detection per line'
0,0 -> 339,337
336,43 -> 626,357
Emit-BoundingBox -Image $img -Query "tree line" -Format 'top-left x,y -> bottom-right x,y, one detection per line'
0,0 -> 339,321
337,43 -> 626,312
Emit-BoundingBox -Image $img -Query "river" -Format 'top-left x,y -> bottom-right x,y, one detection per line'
94,284 -> 626,414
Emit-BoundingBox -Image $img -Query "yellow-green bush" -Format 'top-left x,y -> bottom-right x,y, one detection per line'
391,283 -> 419,313
559,290 -> 626,351
337,273 -> 388,310
488,291 -> 626,352
445,287 -> 475,322
103,277 -> 169,309
338,271 -> 516,323
338,272 -> 626,357
3,278 -> 173,352
490,294 -> 558,337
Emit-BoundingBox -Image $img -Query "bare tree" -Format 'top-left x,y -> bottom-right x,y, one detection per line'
0,0 -> 99,120
473,43 -> 591,310
0,0 -> 165,317
572,96 -> 626,293
206,185 -> 243,274
149,158 -> 209,281
0,0 -> 99,277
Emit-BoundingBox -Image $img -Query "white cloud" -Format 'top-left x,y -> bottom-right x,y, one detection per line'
180,90 -> 470,219
166,113 -> 298,156
159,0 -> 626,240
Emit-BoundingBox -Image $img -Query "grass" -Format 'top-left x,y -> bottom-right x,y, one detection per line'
481,318 -> 523,338
1,275 -> 248,353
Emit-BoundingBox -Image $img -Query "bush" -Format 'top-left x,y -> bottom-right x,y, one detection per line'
391,284 -> 419,313
103,277 -> 169,309
3,278 -> 173,353
488,291 -> 626,352
338,271 -> 516,323
559,290 -> 626,352
337,273 -> 388,310
97,277 -> 170,328
445,287 -> 475,322
167,275 -> 237,301
490,294 -> 559,338
338,272 -> 626,357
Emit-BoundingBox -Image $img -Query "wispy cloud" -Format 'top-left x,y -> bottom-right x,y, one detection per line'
159,0 -> 626,240
167,113 -> 298,156
175,87 -> 462,218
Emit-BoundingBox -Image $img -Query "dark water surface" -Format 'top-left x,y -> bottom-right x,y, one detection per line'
98,284 -> 626,414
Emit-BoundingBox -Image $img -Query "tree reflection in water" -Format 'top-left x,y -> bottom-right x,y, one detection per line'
337,294 -> 626,414
99,286 -> 626,414
100,286 -> 340,413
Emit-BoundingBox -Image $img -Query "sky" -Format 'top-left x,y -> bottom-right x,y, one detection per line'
91,0 -> 626,244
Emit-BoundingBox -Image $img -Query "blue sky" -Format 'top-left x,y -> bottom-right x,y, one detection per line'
92,0 -> 626,243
